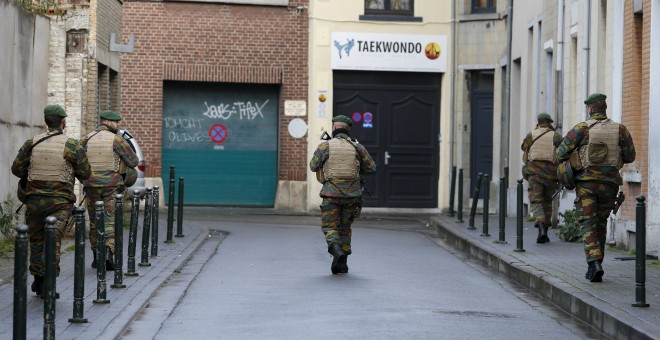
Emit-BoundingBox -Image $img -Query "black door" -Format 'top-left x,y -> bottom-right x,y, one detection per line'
469,90 -> 494,197
334,71 -> 441,208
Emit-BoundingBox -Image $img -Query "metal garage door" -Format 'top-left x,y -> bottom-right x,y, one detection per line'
162,81 -> 279,206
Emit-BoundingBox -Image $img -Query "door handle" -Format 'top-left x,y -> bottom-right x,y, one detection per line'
384,151 -> 391,165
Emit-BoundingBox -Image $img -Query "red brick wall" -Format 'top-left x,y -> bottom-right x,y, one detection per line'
620,0 -> 650,220
120,1 -> 309,180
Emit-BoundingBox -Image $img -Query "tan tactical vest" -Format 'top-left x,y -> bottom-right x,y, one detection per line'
528,127 -> 556,162
578,119 -> 622,169
323,138 -> 359,180
86,130 -> 121,173
28,133 -> 74,183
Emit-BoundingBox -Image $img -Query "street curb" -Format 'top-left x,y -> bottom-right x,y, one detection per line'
431,216 -> 657,340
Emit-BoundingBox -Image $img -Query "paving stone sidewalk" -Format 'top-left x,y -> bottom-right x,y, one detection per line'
430,213 -> 660,340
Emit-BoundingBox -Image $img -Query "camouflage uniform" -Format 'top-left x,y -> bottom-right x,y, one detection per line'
81,124 -> 138,254
556,112 -> 635,264
310,132 -> 376,256
11,128 -> 91,277
521,125 -> 561,228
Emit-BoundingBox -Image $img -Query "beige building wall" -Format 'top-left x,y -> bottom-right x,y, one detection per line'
307,1 -> 452,211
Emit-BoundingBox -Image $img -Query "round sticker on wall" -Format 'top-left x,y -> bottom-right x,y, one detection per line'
363,112 -> 373,123
288,118 -> 308,139
352,112 -> 362,122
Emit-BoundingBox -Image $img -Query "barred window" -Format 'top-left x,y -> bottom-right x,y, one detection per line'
365,0 -> 413,16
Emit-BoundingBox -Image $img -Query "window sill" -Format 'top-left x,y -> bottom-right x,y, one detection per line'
458,12 -> 501,22
359,14 -> 423,22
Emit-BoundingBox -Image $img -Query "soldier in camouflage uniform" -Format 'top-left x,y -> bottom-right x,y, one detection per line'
521,113 -> 561,243
310,115 -> 376,274
11,104 -> 91,296
556,93 -> 635,282
80,111 -> 138,270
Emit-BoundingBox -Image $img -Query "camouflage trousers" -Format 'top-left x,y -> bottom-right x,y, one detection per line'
320,197 -> 362,255
574,181 -> 617,263
86,187 -> 120,252
25,196 -> 73,277
527,175 -> 558,226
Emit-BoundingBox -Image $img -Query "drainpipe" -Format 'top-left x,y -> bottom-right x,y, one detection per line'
582,0 -> 591,119
503,0 -> 513,186
556,0 -> 565,130
449,0 -> 456,177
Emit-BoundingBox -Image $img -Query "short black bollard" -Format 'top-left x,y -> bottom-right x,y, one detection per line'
497,177 -> 507,244
514,179 -> 526,252
69,207 -> 88,323
126,190 -> 141,277
632,196 -> 650,307
448,166 -> 456,216
151,186 -> 159,257
93,202 -> 109,304
481,174 -> 490,237
456,169 -> 464,223
13,224 -> 29,339
176,177 -> 185,238
166,166 -> 176,243
468,173 -> 483,230
44,216 -> 57,339
112,194 -> 126,288
139,187 -> 152,267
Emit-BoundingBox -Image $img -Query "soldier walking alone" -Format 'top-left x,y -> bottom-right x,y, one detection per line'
310,115 -> 376,274
521,113 -> 561,243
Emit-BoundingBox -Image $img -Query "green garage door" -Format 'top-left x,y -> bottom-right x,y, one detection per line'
162,81 -> 278,206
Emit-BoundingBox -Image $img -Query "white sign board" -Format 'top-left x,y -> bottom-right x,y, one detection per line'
331,32 -> 447,73
284,100 -> 307,116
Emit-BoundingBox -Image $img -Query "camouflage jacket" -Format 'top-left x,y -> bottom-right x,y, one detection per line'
309,133 -> 376,198
80,125 -> 139,188
556,112 -> 636,185
11,128 -> 91,202
521,126 -> 561,181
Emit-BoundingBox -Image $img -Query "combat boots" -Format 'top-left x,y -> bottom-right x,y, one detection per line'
91,251 -> 97,269
585,261 -> 604,282
31,275 -> 43,296
106,247 -> 115,271
535,223 -> 546,243
329,244 -> 346,275
337,255 -> 349,274
540,224 -> 550,243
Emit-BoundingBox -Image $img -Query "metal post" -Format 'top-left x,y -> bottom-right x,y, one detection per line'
632,196 -> 650,307
13,224 -> 29,338
44,216 -> 57,338
151,186 -> 160,256
468,173 -> 483,230
448,166 -> 456,216
126,190 -> 140,277
514,179 -> 526,252
112,194 -> 126,288
139,187 -> 152,267
93,202 -> 109,304
176,177 -> 185,238
69,207 -> 88,323
481,174 -> 490,237
166,166 -> 175,243
456,169 -> 464,223
497,177 -> 507,244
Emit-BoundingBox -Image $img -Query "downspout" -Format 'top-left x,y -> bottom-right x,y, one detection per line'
449,0 -> 456,178
556,0 -> 565,129
582,0 -> 591,119
503,0 -> 513,186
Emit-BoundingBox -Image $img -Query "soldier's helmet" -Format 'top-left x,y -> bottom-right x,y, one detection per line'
557,160 -> 576,190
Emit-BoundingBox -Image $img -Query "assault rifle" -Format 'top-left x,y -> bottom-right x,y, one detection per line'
612,191 -> 625,215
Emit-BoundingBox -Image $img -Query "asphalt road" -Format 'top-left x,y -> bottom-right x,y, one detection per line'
119,214 -> 604,340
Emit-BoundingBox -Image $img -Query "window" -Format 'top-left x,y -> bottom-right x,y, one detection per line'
472,0 -> 496,14
365,0 -> 413,16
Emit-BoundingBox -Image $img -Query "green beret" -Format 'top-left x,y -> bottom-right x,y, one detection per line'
584,93 -> 607,105
44,104 -> 67,117
537,112 -> 553,122
332,115 -> 352,127
100,111 -> 122,121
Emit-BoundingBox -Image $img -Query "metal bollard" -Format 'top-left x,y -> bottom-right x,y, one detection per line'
176,177 -> 185,238
126,190 -> 141,277
13,224 -> 29,339
456,169 -> 464,223
44,216 -> 57,339
497,177 -> 507,244
514,179 -> 526,252
69,207 -> 88,323
448,166 -> 456,216
468,173 -> 483,230
166,166 -> 176,243
632,196 -> 650,307
112,194 -> 126,288
481,174 -> 490,237
139,187 -> 152,267
151,186 -> 159,256
93,202 -> 109,304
